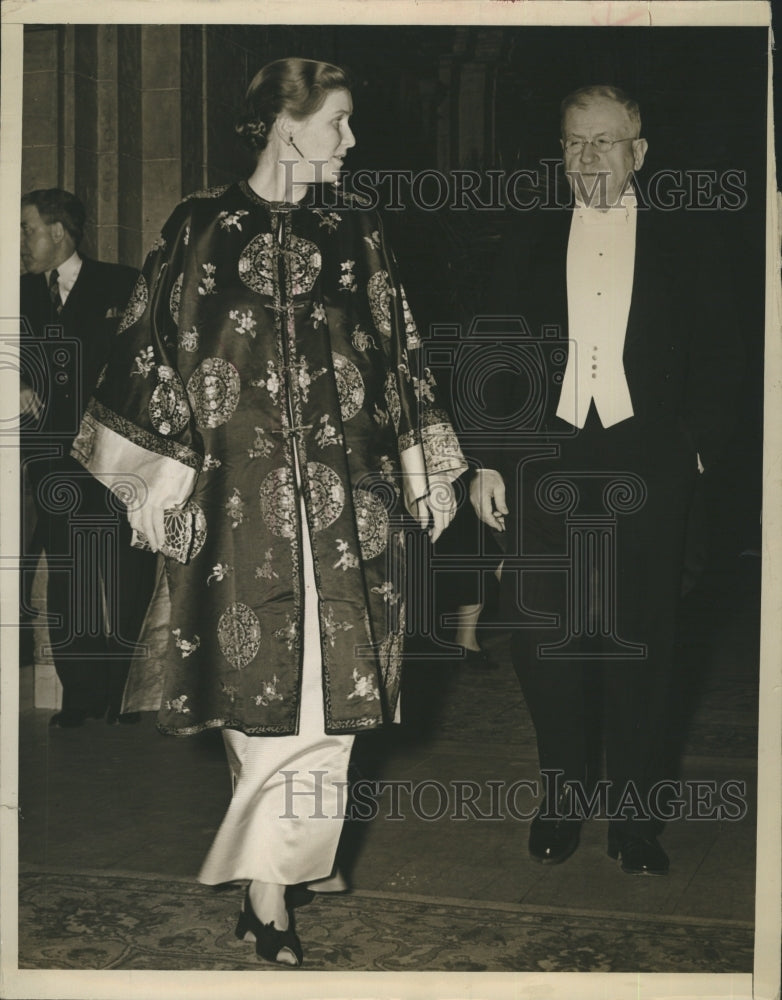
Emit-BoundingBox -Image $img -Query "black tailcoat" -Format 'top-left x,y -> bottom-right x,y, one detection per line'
472,201 -> 742,820
20,256 -> 157,717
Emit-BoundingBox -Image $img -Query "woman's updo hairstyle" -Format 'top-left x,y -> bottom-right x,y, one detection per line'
235,57 -> 352,153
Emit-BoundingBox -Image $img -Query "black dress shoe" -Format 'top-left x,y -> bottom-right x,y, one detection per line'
106,709 -> 141,726
607,829 -> 669,875
49,709 -> 87,728
460,646 -> 500,670
528,785 -> 582,865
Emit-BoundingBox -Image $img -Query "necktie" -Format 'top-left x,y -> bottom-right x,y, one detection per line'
48,268 -> 62,315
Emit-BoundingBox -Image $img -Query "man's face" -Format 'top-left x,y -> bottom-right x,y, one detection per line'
561,97 -> 648,207
20,204 -> 62,274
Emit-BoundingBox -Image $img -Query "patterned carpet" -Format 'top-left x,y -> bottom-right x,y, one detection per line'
18,870 -> 754,972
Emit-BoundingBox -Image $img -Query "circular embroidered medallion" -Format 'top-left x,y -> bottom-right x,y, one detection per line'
162,500 -> 208,561
306,462 -> 345,531
186,358 -> 241,429
259,467 -> 297,539
353,488 -> 389,560
384,371 -> 401,430
238,233 -> 322,297
148,365 -> 189,436
217,602 -> 261,669
367,270 -> 394,336
332,353 -> 365,421
118,274 -> 148,335
169,272 -> 183,324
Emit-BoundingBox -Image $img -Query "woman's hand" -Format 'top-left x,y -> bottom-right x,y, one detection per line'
469,469 -> 508,531
127,502 -> 167,552
414,475 -> 457,543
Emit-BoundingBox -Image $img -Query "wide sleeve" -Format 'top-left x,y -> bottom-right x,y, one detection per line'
71,202 -> 203,514
355,205 -> 468,511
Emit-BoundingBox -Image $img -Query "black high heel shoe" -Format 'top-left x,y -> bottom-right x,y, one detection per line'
235,887 -> 303,966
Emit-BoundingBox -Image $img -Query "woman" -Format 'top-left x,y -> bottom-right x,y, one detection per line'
71,58 -> 466,966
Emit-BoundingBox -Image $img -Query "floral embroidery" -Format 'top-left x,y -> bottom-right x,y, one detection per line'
372,404 -> 390,427
198,263 -> 217,296
252,361 -> 280,405
401,287 -> 421,349
314,209 -> 342,231
171,628 -> 200,658
239,232 -> 321,297
384,371 -> 401,430
259,467 -> 297,539
412,368 -> 437,404
206,563 -> 232,586
367,270 -> 396,335
294,356 -> 326,402
332,353 -> 364,420
165,694 -> 191,714
202,453 -> 222,470
179,326 -> 199,352
149,366 -> 190,436
315,414 -> 344,449
221,682 -> 238,703
354,488 -> 389,560
339,260 -> 357,293
273,616 -> 298,651
184,224 -> 190,246
253,676 -> 284,706
229,309 -> 257,338
170,273 -> 183,323
323,606 -> 354,648
187,357 -> 241,429
132,346 -> 155,377
311,302 -> 327,327
347,667 -> 380,701
248,425 -> 275,459
379,454 -> 401,497
218,602 -> 261,669
218,209 -> 249,231
224,487 -> 245,528
254,549 -> 278,580
149,234 -> 166,253
333,538 -> 359,572
306,462 -> 346,532
351,325 -> 376,352
363,230 -> 381,251
371,581 -> 400,604
118,274 -> 148,334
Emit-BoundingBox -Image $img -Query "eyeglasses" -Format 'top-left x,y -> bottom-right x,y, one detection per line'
562,136 -> 636,154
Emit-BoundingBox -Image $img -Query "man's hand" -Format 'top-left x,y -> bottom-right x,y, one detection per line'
128,502 -> 166,552
413,475 -> 457,543
469,469 -> 508,531
20,384 -> 42,419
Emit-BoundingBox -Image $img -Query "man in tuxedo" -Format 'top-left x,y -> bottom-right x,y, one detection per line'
20,188 -> 157,727
470,86 -> 741,874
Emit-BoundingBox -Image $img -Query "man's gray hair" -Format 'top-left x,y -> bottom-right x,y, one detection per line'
560,85 -> 642,137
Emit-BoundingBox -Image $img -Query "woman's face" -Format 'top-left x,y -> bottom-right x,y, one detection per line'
289,88 -> 356,185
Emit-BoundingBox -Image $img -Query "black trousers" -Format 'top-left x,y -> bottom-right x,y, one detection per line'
25,453 -> 158,717
503,407 -> 695,829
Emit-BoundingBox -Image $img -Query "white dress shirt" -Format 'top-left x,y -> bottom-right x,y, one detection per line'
46,250 -> 82,307
556,195 -> 636,429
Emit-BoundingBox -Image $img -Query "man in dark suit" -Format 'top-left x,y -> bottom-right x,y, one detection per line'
20,188 -> 157,727
469,86 -> 741,874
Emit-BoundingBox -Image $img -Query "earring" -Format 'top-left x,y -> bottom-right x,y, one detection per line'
287,134 -> 305,157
